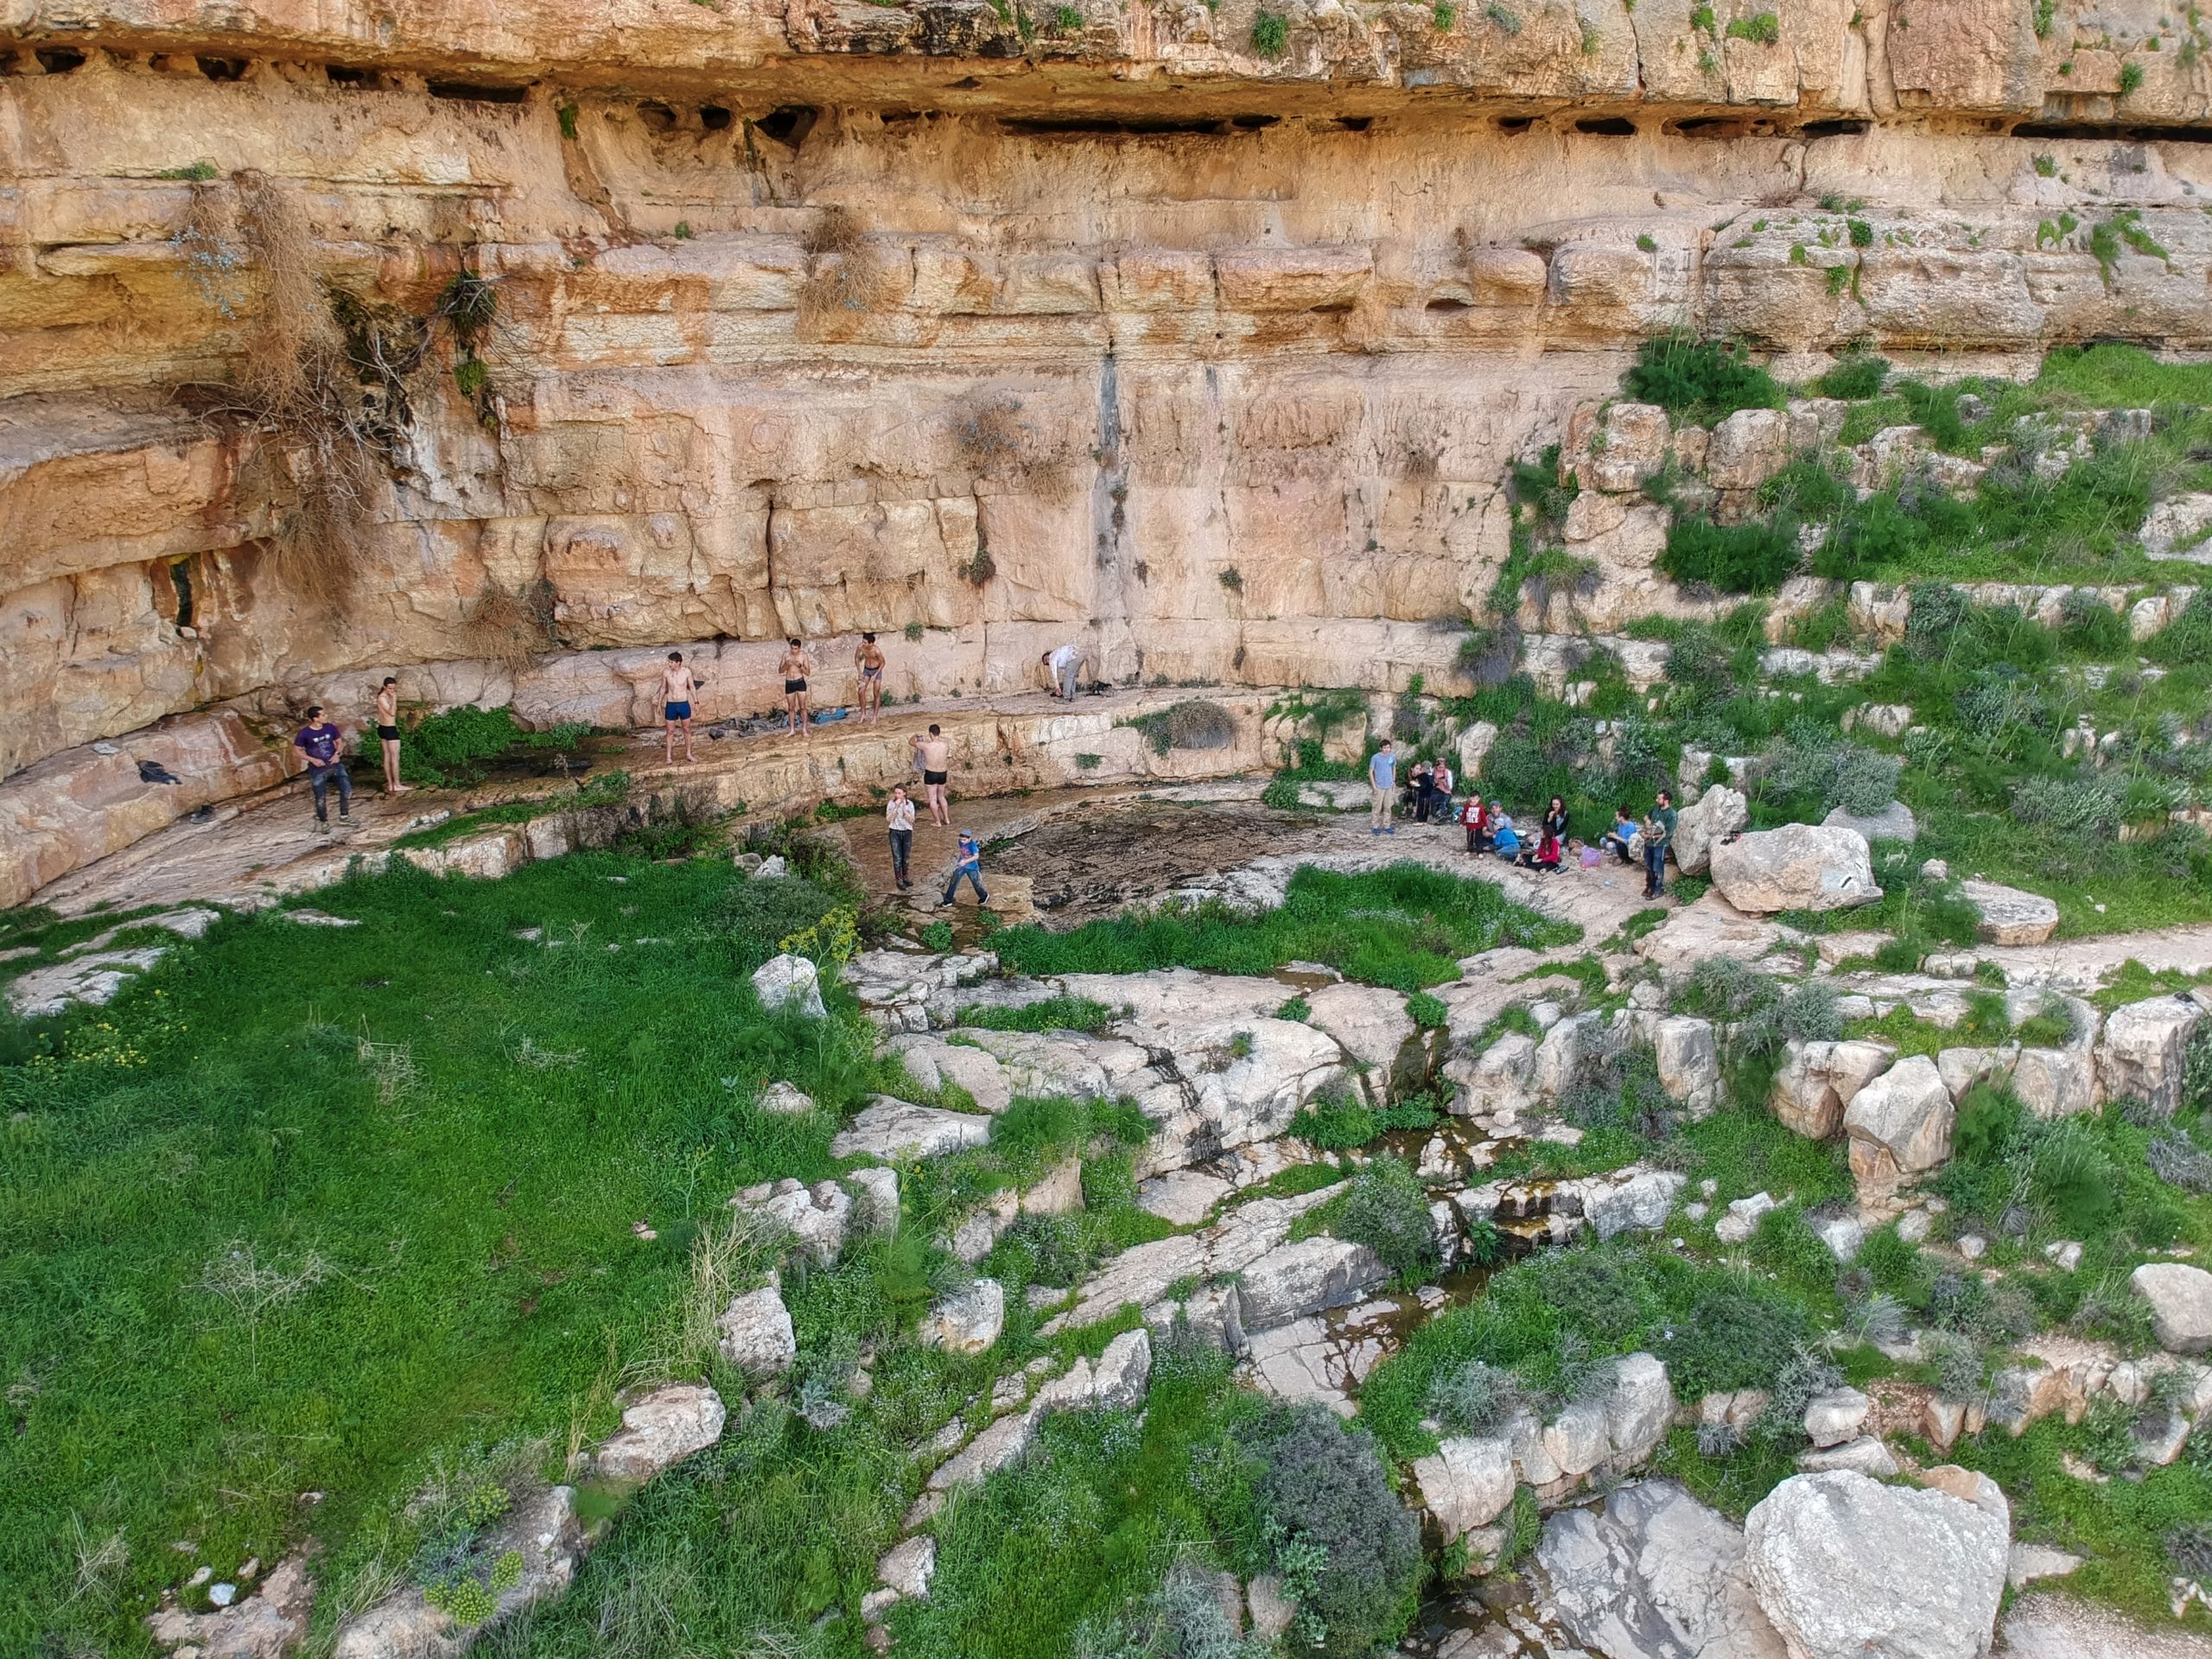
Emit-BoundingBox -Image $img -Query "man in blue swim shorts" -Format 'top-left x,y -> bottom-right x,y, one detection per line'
660,652 -> 699,764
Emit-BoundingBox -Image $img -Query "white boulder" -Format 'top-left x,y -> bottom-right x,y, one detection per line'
751,952 -> 827,1018
1711,825 -> 1882,914
1673,785 -> 1750,878
1413,1433 -> 1516,1541
594,1384 -> 727,1482
2095,995 -> 2202,1117
2131,1262 -> 2212,1354
922,1278 -> 1007,1355
1744,1471 -> 2008,1659
1235,1236 -> 1388,1332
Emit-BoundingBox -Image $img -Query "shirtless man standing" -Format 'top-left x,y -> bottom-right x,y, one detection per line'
779,638 -> 812,738
911,722 -> 952,827
660,652 -> 700,764
373,676 -> 411,794
854,632 -> 886,725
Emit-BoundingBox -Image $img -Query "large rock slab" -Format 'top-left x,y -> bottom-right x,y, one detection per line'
1234,1236 -> 1387,1333
2132,1262 -> 2212,1354
1961,880 -> 2059,946
830,1096 -> 994,1161
1744,1471 -> 2007,1659
1822,802 -> 1916,844
1535,1478 -> 1785,1659
1711,826 -> 1882,915
1772,1039 -> 1897,1140
1301,980 -> 1421,1096
1413,1433 -> 1516,1541
886,1032 -> 1015,1115
2095,995 -> 2203,1117
1843,1056 -> 1954,1198
1652,1015 -> 1722,1116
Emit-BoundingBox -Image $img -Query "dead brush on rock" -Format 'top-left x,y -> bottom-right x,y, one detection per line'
471,578 -> 561,669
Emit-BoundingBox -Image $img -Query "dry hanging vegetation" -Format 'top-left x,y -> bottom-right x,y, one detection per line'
178,170 -> 501,607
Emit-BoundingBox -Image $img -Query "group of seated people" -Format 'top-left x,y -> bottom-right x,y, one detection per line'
1396,758 -> 1662,879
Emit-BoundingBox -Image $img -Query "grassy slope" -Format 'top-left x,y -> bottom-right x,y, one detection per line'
1,855 -> 878,1656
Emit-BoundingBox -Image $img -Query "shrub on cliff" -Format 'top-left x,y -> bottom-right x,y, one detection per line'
1623,331 -> 1784,424
1660,514 -> 1797,593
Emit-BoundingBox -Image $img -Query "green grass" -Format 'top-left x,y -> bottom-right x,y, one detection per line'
1949,1416 -> 2212,1626
988,864 -> 1577,993
953,995 -> 1118,1034
889,1345 -> 1259,1657
0,854 -> 907,1656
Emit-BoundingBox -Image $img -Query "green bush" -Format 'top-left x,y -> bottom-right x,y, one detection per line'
1815,352 -> 1888,400
1406,990 -> 1448,1030
1661,516 -> 1798,593
1288,1093 -> 1379,1150
1425,1359 -> 1529,1437
1656,1286 -> 1808,1395
1622,332 -> 1784,423
1240,1407 -> 1422,1656
1251,10 -> 1289,54
1326,1157 -> 1437,1281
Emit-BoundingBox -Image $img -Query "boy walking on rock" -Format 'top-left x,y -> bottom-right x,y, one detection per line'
941,831 -> 988,909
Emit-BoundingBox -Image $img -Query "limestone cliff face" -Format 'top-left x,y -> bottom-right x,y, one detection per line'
4,0 -> 2212,785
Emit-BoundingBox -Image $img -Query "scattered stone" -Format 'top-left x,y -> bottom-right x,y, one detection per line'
752,855 -> 787,880
1921,859 -> 1949,882
207,1585 -> 237,1609
1744,1471 -> 2008,1659
1710,824 -> 1883,914
734,1178 -> 851,1266
755,1080 -> 815,1116
6,947 -> 168,1017
922,1278 -> 1007,1355
1606,1354 -> 1675,1463
716,1283 -> 797,1375
887,1031 -> 1015,1116
1651,1016 -> 1722,1116
594,1384 -> 727,1482
1813,1213 -> 1864,1262
751,952 -> 826,1018
1715,1192 -> 1777,1245
149,1554 -> 315,1659
1958,1234 -> 1986,1262
2131,1262 -> 2212,1354
1960,880 -> 2060,947
849,1166 -> 900,1233
2042,1239 -> 2082,1272
876,1535 -> 937,1601
1802,1389 -> 1871,1449
2005,1544 -> 2083,1591
1796,1437 -> 1900,1478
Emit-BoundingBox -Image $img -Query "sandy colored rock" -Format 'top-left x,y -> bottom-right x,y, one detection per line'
1711,826 -> 1882,915
2132,1263 -> 2212,1355
594,1384 -> 727,1482
1844,1056 -> 1954,1198
1961,881 -> 2061,947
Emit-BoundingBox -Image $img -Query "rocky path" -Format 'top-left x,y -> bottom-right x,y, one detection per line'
1986,920 -> 2212,992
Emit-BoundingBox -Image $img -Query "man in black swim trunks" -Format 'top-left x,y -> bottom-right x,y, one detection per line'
660,652 -> 700,764
912,723 -> 951,827
373,676 -> 411,794
779,638 -> 812,739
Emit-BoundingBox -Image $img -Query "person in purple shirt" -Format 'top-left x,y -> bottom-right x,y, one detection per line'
294,704 -> 353,834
